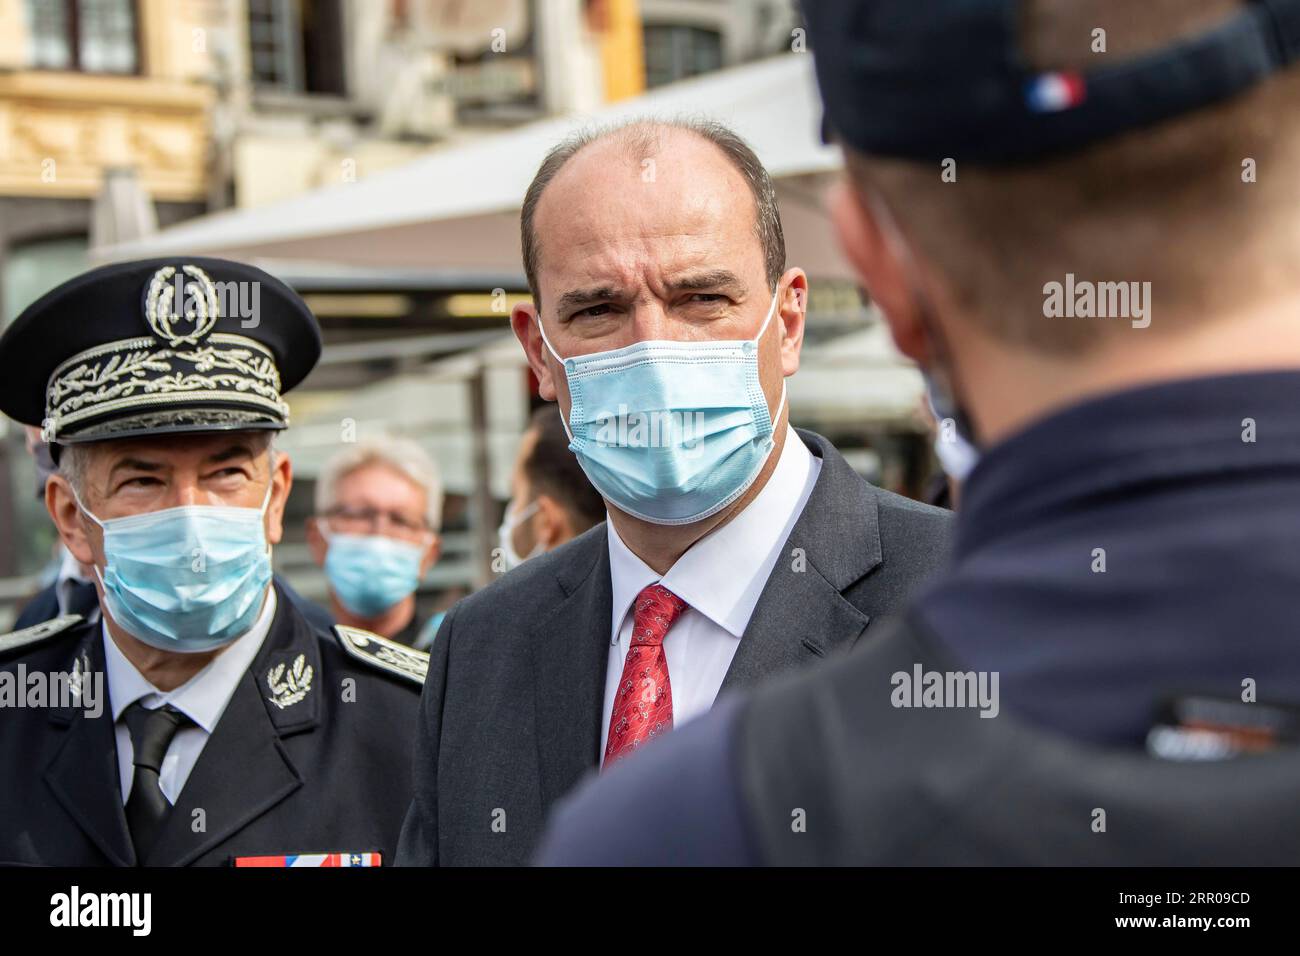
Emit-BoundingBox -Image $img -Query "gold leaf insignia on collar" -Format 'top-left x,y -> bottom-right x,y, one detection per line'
266,653 -> 314,709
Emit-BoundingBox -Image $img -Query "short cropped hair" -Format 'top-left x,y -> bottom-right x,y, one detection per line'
315,436 -> 444,531
522,405 -> 605,534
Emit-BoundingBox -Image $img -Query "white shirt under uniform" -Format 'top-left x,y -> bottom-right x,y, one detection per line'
601,425 -> 821,760
104,587 -> 277,804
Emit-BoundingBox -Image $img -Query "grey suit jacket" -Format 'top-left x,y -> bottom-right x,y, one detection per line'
395,429 -> 953,865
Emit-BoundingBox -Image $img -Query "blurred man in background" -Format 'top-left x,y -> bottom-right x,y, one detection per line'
497,405 -> 605,570
398,117 -> 952,866
538,0 -> 1300,864
308,438 -> 443,648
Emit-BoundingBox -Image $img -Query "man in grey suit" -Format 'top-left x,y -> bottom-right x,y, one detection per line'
396,118 -> 952,866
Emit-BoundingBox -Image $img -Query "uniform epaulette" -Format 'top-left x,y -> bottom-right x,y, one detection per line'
0,614 -> 84,656
333,625 -> 428,686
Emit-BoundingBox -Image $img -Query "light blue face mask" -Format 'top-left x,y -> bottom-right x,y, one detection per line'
497,498 -> 542,571
924,371 -> 980,483
76,485 -> 274,654
538,289 -> 786,526
322,531 -> 426,617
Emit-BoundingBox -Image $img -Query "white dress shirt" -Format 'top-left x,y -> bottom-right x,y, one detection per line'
601,426 -> 821,759
105,587 -> 278,804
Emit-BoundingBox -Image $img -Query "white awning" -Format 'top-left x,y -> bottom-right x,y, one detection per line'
95,55 -> 854,280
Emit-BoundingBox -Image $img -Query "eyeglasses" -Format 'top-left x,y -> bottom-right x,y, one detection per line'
322,505 -> 431,541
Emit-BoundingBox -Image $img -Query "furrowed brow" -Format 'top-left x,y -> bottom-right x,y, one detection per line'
555,286 -> 626,316
667,270 -> 746,295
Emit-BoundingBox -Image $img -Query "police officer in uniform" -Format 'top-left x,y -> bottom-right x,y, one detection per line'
537,0 -> 1300,864
0,257 -> 427,866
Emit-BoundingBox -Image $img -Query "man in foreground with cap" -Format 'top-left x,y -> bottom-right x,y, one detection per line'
0,258 -> 427,866
537,0 -> 1300,864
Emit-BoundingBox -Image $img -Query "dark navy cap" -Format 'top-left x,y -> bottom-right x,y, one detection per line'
803,0 -> 1300,163
0,257 -> 321,452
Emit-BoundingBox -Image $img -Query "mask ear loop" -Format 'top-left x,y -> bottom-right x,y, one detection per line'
756,286 -> 789,437
256,476 -> 276,519
754,285 -> 782,343
61,482 -> 112,598
66,482 -> 104,530
534,312 -> 578,443
253,476 -> 277,561
505,497 -> 542,531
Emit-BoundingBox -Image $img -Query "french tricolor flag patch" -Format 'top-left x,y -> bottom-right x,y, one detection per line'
1025,71 -> 1087,112
234,852 -> 381,867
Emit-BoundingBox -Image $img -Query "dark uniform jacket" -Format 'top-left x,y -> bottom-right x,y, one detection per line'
535,371 -> 1300,865
0,581 -> 426,866
397,429 -> 953,866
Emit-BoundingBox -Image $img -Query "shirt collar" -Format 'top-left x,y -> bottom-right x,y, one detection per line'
955,370 -> 1300,561
104,586 -> 278,732
58,548 -> 92,585
606,425 -> 817,642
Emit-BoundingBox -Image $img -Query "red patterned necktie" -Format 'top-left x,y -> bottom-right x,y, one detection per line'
603,583 -> 689,768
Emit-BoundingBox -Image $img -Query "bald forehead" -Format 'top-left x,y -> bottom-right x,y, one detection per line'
531,126 -> 760,280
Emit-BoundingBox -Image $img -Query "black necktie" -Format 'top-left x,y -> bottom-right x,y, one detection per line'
123,702 -> 192,861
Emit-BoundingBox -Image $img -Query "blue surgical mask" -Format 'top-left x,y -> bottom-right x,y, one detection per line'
924,372 -> 980,483
322,531 -> 425,617
76,485 -> 274,654
538,290 -> 786,525
497,497 -> 542,570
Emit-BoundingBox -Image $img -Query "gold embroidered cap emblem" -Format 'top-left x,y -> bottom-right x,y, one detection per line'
267,653 -> 314,709
144,265 -> 221,347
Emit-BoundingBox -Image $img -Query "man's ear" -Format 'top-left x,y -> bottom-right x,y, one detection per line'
776,267 -> 807,378
511,301 -> 559,401
264,450 -> 292,546
46,475 -> 96,568
533,494 -> 571,550
829,177 -> 930,365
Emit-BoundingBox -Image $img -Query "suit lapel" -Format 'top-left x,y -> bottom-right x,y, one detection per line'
528,432 -> 885,789
532,529 -> 612,808
722,430 -> 881,692
43,629 -> 136,866
722,551 -> 871,690
145,588 -> 314,865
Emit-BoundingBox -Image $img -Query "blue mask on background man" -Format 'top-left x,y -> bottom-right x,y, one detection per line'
323,531 -> 425,617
